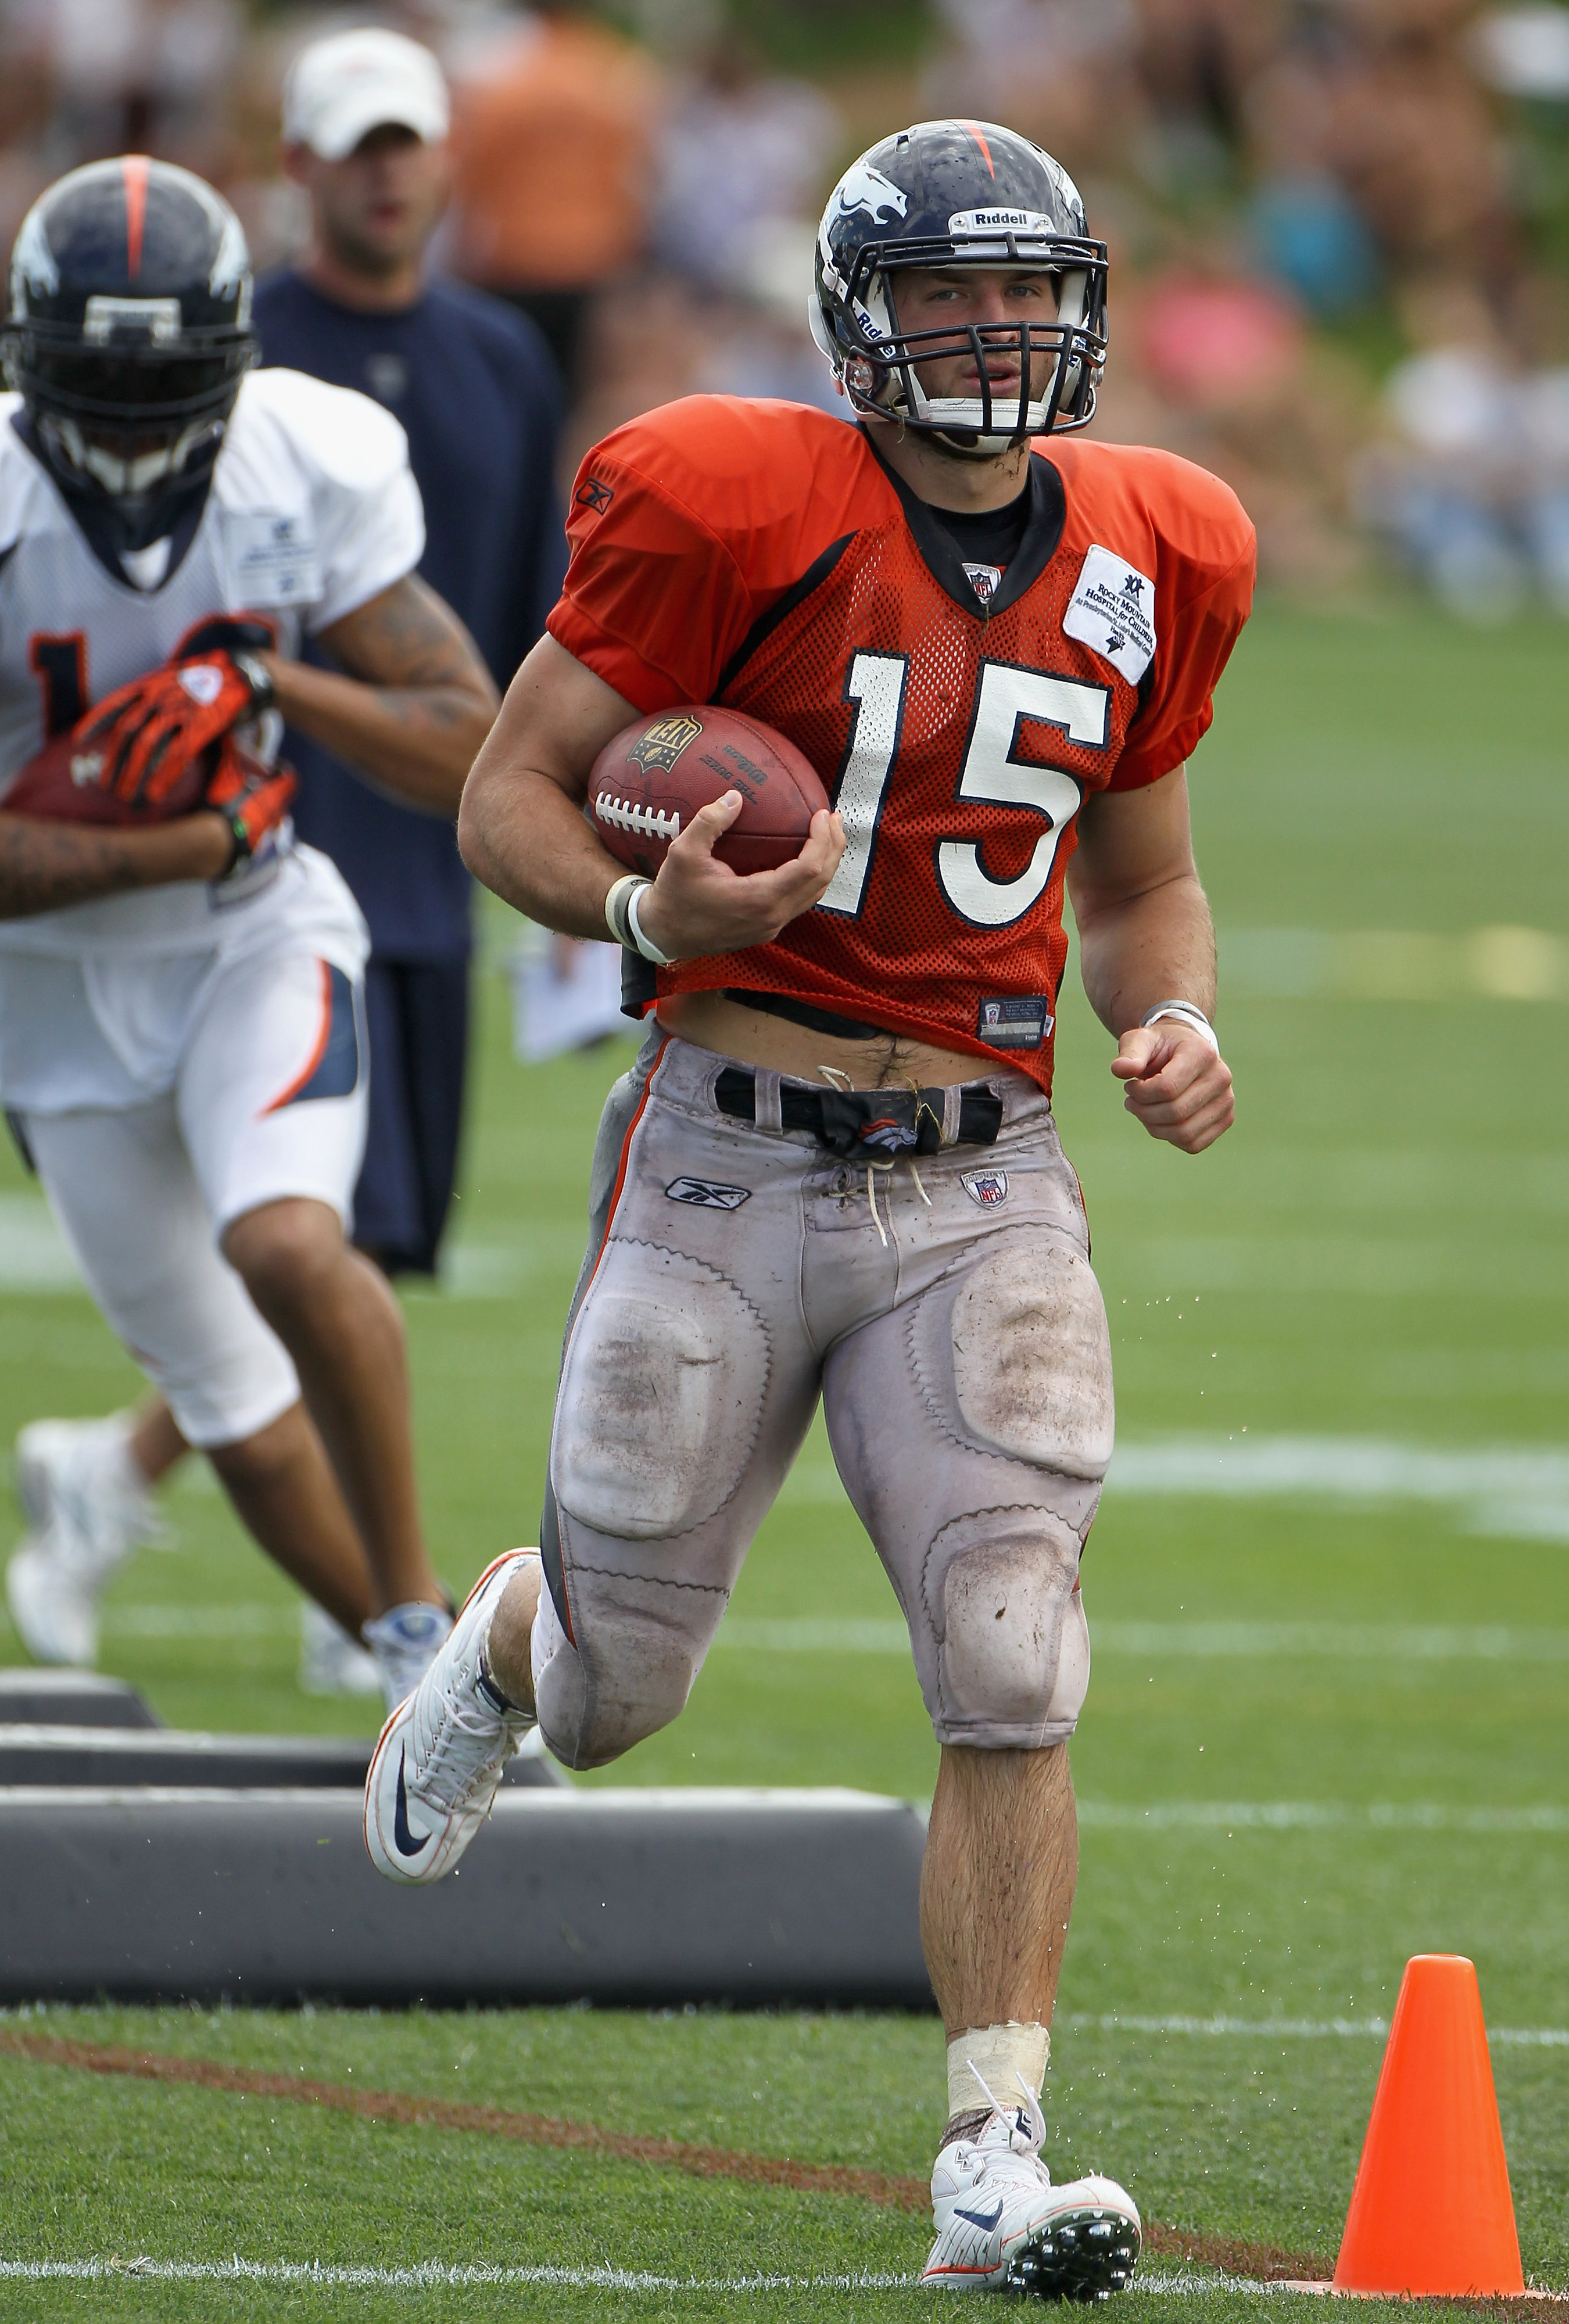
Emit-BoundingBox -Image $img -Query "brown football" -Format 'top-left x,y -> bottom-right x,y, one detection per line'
3,727 -> 214,826
588,705 -> 830,880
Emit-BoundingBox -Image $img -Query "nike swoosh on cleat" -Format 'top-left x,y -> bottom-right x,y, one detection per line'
954,2197 -> 1005,2231
392,1746 -> 431,1857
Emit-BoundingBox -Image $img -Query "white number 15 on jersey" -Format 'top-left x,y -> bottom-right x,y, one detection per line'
817,654 -> 1109,931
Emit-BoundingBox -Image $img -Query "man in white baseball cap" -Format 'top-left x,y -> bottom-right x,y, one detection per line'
282,27 -> 450,164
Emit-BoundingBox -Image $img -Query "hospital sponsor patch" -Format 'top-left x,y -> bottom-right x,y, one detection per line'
978,995 -> 1052,1049
1062,544 -> 1157,684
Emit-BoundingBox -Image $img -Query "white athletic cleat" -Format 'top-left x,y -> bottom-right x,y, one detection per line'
6,1412 -> 162,1666
298,1600 -> 383,1697
364,1550 -> 538,1885
362,1599 -> 454,1711
922,2072 -> 1141,2301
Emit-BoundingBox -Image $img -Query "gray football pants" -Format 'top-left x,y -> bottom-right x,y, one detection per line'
531,1029 -> 1114,1769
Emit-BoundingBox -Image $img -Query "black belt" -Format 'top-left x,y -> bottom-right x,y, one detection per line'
714,1066 -> 1002,1161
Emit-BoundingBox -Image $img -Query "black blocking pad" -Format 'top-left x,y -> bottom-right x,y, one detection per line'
0,1785 -> 933,2009
0,1669 -> 162,1728
0,1724 -> 565,1791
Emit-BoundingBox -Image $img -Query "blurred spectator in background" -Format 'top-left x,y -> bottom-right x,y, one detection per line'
1245,5 -> 1511,281
922,0 -> 1141,173
256,27 -> 564,1272
443,2 -> 665,392
1356,277 -> 1569,616
649,27 -> 837,292
1,0 -> 241,171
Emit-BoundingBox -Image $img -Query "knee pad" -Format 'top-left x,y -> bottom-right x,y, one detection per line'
553,1242 -> 769,1541
530,1559 -> 715,1770
929,1512 -> 1090,1748
949,1238 -> 1113,1479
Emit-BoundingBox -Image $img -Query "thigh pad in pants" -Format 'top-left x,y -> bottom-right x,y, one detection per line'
533,1039 -> 823,1770
539,1231 -> 796,1769
828,1195 -> 1113,1752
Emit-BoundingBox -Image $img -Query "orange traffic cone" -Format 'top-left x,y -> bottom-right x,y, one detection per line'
1333,1954 -> 1524,2296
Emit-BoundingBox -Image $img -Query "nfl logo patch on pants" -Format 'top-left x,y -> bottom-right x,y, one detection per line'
962,1168 -> 1008,1207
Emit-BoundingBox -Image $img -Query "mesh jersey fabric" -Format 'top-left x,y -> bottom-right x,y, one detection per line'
547,396 -> 1255,1093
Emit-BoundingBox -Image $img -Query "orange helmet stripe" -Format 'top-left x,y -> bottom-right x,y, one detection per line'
958,120 -> 997,180
121,154 -> 151,278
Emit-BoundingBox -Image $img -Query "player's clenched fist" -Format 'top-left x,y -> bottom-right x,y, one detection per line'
74,649 -> 275,809
636,790 -> 846,962
1111,1020 -> 1234,1154
204,739 -> 296,872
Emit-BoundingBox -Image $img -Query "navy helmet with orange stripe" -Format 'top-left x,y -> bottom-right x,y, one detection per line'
2,156 -> 255,528
810,119 -> 1108,456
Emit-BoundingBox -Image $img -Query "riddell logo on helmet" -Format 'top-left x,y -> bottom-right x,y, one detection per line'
948,209 -> 1054,234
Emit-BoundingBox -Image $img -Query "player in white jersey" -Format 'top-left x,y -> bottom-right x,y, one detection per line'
0,157 -> 503,1703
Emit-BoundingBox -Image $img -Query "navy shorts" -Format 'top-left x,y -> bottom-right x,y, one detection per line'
353,957 -> 469,1276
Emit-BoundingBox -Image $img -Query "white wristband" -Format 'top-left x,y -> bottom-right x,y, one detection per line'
604,873 -> 649,949
626,877 -> 675,967
1140,999 -> 1219,1055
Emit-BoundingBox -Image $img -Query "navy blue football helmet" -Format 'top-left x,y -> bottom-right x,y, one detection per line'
811,119 -> 1108,453
2,156 -> 255,518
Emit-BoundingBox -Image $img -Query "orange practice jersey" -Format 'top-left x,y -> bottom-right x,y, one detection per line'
548,398 -> 1255,1093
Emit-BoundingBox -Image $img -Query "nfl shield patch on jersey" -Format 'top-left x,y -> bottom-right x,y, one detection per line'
1062,545 -> 1157,684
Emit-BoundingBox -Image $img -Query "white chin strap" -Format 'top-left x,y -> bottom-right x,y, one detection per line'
45,413 -> 213,499
911,393 -> 1051,454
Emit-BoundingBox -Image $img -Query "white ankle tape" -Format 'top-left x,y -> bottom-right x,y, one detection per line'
947,2022 -> 1051,2120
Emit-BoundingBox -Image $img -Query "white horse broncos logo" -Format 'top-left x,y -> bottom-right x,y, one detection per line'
834,160 -> 909,228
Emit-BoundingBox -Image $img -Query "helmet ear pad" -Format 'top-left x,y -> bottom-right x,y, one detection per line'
807,294 -> 837,364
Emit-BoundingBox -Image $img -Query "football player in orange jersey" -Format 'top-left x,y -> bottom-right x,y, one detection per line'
367,120 -> 1252,2297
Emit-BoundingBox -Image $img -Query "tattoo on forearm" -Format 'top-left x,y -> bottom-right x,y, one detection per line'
371,689 -> 467,730
337,577 -> 494,697
0,816 -> 206,918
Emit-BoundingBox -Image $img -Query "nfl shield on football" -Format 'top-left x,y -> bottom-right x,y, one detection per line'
588,705 -> 830,879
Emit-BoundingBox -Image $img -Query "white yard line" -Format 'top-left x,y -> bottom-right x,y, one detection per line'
0,2257 -> 917,2290
1076,1801 -> 1569,1833
99,1605 -> 294,1638
776,1436 -> 1569,1545
0,2255 -> 1315,2296
87,1608 -> 1569,1655
10,2255 -> 1553,2299
711,1616 -> 1569,1659
1219,924 -> 1569,1005
1059,2014 -> 1569,2046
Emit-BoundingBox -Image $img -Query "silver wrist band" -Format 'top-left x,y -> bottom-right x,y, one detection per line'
1140,999 -> 1219,1055
625,877 -> 675,967
603,873 -> 649,949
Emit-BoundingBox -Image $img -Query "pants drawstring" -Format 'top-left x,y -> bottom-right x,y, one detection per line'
865,1161 -> 890,1246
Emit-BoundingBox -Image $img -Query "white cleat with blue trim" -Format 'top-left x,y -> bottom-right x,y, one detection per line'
363,1548 -> 539,1886
922,2074 -> 1141,2300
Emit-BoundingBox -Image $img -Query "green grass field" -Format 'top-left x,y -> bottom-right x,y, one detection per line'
2,600 -> 1567,2318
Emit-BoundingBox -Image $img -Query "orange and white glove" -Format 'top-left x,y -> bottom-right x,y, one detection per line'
74,649 -> 274,809
205,739 -> 296,873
